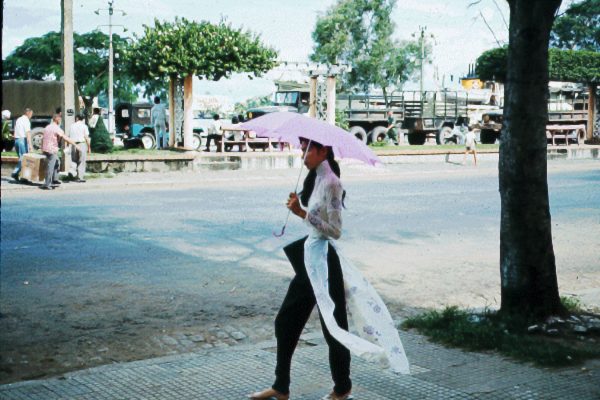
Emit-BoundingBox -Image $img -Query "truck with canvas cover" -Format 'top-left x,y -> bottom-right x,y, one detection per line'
2,79 -> 79,150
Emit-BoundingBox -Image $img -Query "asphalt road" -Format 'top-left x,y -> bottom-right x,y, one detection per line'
1,158 -> 599,383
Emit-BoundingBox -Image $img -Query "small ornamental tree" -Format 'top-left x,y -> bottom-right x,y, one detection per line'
89,117 -> 113,153
126,17 -> 278,87
125,17 -> 277,148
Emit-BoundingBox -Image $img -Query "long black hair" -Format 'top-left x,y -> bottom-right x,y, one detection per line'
299,141 -> 346,207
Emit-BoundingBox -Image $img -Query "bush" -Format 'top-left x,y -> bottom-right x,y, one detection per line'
89,118 -> 113,153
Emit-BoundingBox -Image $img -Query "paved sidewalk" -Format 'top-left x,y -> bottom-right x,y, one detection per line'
1,331 -> 598,400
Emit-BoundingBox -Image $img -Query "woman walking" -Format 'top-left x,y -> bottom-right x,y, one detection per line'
250,139 -> 409,400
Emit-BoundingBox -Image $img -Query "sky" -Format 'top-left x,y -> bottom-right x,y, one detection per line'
2,0 -> 576,104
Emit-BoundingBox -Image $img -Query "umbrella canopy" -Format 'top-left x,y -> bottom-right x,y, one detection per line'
241,112 -> 380,166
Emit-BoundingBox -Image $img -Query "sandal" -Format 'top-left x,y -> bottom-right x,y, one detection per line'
248,388 -> 289,400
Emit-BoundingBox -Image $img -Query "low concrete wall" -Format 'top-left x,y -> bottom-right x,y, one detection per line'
2,146 -> 598,176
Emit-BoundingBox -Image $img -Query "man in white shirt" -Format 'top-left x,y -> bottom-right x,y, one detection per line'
204,114 -> 222,152
11,108 -> 33,180
69,114 -> 91,182
463,130 -> 478,166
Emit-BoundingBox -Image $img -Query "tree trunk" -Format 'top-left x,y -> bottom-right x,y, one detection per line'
82,96 -> 94,122
183,75 -> 193,149
499,0 -> 564,319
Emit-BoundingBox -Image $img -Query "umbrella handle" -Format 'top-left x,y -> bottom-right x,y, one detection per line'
272,210 -> 291,237
273,140 -> 311,238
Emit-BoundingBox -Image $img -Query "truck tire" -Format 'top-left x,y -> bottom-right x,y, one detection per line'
349,126 -> 367,143
480,129 -> 498,144
436,127 -> 454,145
192,133 -> 202,151
407,131 -> 426,145
369,126 -> 388,144
30,128 -> 44,151
141,133 -> 156,149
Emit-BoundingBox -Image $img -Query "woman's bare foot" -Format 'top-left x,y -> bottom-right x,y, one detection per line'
248,387 -> 289,400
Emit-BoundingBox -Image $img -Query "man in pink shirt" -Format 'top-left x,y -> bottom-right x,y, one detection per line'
41,113 -> 82,190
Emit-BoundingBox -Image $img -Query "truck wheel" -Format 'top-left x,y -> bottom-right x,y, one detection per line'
369,126 -> 388,144
192,133 -> 202,151
480,129 -> 497,144
407,131 -> 427,145
30,128 -> 44,151
349,126 -> 367,143
141,133 -> 156,149
437,127 -> 453,145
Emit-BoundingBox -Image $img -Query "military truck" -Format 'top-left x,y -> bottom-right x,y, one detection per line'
245,80 -> 500,145
2,79 -> 79,150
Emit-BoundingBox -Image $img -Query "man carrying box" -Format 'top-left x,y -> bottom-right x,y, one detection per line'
40,113 -> 82,190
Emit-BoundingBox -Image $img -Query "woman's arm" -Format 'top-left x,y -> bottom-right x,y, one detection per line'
305,180 -> 343,240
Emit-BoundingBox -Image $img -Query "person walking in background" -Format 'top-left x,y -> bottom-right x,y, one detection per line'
151,96 -> 168,150
463,129 -> 478,166
204,113 -> 222,152
11,108 -> 33,180
40,113 -> 81,190
386,111 -> 399,145
68,114 -> 91,182
88,107 -> 100,130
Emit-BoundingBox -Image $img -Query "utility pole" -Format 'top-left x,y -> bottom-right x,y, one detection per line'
61,0 -> 75,172
419,26 -> 426,113
95,1 -> 126,135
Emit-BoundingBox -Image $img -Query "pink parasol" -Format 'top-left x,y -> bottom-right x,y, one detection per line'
240,112 -> 380,166
241,112 -> 380,237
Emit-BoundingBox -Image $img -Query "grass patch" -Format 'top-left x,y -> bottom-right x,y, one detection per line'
402,306 -> 600,367
561,296 -> 583,313
370,144 -> 500,151
104,147 -> 187,155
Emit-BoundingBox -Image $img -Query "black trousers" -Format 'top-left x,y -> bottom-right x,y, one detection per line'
272,237 -> 351,395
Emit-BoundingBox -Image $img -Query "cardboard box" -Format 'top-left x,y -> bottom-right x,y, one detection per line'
20,153 -> 48,182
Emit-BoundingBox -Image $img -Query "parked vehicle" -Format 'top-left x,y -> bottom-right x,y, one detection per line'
244,80 -> 498,145
2,79 -> 79,150
115,102 -> 204,150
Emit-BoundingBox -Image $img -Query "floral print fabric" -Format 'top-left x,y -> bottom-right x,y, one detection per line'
302,161 -> 410,374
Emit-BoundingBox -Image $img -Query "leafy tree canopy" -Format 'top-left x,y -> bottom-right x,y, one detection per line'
126,17 -> 278,86
2,30 -> 138,108
550,0 -> 600,51
310,0 -> 427,97
476,47 -> 600,83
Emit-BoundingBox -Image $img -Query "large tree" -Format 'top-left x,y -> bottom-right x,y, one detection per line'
310,0 -> 425,103
550,0 -> 600,51
499,0 -> 564,319
2,31 -> 137,113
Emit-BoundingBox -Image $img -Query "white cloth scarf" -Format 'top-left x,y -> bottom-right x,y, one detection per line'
302,161 -> 410,374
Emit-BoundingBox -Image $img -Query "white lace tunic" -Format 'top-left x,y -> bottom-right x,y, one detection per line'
302,160 -> 410,374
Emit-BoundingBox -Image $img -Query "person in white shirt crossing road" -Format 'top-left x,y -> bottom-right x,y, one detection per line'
11,108 -> 33,180
68,114 -> 91,182
463,130 -> 478,166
